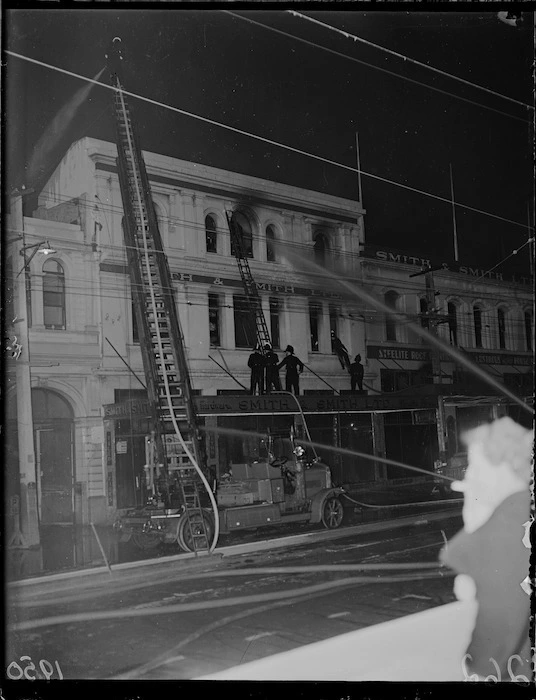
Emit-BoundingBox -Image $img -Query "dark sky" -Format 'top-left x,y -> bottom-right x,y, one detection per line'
5,8 -> 534,274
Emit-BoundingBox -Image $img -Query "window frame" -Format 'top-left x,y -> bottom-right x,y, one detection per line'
266,224 -> 276,262
309,301 -> 321,353
208,293 -> 221,347
473,304 -> 483,348
497,307 -> 507,350
524,310 -> 533,352
447,301 -> 458,347
384,291 -> 399,342
269,296 -> 281,349
205,214 -> 218,254
42,259 -> 66,330
233,295 -> 256,348
231,211 -> 254,259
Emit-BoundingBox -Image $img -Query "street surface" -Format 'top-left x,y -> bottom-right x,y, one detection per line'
7,510 -> 462,680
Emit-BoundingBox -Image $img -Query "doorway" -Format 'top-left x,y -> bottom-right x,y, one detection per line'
32,389 -> 75,525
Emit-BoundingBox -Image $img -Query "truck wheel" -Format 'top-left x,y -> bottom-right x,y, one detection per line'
177,511 -> 214,553
131,531 -> 162,550
321,496 -> 344,529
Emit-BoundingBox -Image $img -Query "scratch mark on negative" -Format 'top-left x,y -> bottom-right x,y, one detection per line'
244,631 -> 275,642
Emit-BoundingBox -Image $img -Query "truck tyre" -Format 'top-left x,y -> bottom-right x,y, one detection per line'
177,510 -> 214,553
131,531 -> 162,550
321,496 -> 344,529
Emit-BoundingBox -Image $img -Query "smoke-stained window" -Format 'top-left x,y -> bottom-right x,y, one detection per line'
231,211 -> 253,259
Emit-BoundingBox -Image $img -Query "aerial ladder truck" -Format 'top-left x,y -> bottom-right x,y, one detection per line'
110,39 -> 345,551
107,38 -> 218,553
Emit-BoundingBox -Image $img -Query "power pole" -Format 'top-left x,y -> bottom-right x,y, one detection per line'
8,192 -> 40,547
409,265 -> 448,469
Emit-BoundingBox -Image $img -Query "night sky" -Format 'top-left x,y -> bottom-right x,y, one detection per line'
5,8 -> 534,274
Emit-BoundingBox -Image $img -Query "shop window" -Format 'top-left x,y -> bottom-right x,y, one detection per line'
266,225 -> 276,262
384,291 -> 399,342
205,215 -> 217,254
269,297 -> 280,349
497,307 -> 507,349
447,301 -> 458,346
473,305 -> 482,348
524,310 -> 533,351
43,259 -> 66,329
309,302 -> 321,352
231,211 -> 253,258
208,293 -> 221,347
233,295 -> 256,348
503,372 -> 534,395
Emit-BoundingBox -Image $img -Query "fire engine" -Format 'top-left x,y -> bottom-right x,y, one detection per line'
107,38 -> 345,553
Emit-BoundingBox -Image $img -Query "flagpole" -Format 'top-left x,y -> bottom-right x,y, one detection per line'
356,131 -> 363,209
528,200 -> 534,278
449,163 -> 459,262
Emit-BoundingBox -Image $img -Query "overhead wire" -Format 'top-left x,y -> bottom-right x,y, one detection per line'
287,10 -> 533,111
224,11 -> 532,123
5,49 -> 534,233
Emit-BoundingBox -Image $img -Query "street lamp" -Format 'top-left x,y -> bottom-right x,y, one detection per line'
17,240 -> 57,278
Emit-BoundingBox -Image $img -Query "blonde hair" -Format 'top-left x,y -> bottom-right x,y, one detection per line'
462,416 -> 534,483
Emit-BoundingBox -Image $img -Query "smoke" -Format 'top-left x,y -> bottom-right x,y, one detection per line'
26,67 -> 105,187
272,239 -> 533,415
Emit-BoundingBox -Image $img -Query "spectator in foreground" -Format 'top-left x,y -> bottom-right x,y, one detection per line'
439,417 -> 533,682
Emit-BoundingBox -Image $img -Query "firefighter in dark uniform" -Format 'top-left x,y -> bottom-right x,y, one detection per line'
350,354 -> 364,392
248,346 -> 265,395
277,345 -> 304,395
264,344 -> 281,392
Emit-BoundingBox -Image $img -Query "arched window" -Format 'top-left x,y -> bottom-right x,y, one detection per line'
231,211 -> 253,258
473,304 -> 482,348
447,301 -> 458,346
497,307 -> 507,349
419,298 -> 429,330
524,310 -> 533,351
266,225 -> 276,262
43,259 -> 66,330
384,291 -> 399,342
314,232 -> 329,266
205,215 -> 217,254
